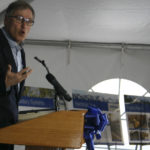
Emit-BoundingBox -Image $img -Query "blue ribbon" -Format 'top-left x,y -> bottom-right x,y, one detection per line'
84,106 -> 109,150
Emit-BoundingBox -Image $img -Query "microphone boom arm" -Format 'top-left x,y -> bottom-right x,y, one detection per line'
41,60 -> 50,74
34,56 -> 50,73
34,56 -> 72,102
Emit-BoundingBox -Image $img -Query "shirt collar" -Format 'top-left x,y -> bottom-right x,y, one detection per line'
2,27 -> 23,50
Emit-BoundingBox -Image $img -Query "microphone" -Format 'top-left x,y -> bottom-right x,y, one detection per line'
34,56 -> 72,101
46,73 -> 72,101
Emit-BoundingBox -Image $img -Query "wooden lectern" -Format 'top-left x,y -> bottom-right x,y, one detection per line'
0,110 -> 86,150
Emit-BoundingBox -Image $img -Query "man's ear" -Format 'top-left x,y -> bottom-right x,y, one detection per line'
4,16 -> 9,26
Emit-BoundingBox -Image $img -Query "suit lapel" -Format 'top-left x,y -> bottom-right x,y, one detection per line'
0,29 -> 27,100
0,30 -> 17,73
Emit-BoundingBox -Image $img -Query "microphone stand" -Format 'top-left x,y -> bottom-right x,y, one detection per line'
34,57 -> 67,111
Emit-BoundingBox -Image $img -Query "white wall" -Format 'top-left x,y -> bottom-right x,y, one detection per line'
24,44 -> 150,93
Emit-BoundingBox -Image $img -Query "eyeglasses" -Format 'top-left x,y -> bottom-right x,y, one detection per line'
8,15 -> 34,26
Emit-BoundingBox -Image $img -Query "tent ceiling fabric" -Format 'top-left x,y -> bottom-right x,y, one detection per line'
0,0 -> 15,13
1,0 -> 150,94
27,0 -> 150,44
1,0 -> 150,44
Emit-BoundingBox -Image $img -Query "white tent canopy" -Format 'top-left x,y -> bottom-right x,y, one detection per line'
0,0 -> 150,94
21,0 -> 150,43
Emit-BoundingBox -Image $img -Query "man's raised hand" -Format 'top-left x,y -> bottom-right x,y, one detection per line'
5,65 -> 32,88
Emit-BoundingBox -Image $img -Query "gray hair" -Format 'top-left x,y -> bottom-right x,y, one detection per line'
5,0 -> 35,19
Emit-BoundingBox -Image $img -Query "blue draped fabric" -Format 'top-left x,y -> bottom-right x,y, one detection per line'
84,107 -> 109,150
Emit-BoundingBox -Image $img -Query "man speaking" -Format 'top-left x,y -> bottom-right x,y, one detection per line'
0,1 -> 35,149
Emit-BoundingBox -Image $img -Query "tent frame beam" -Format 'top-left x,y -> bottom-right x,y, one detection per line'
25,39 -> 150,50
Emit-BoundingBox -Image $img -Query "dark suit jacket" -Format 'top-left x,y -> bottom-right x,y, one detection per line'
0,29 -> 26,127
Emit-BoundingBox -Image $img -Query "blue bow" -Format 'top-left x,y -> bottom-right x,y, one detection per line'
84,106 -> 109,150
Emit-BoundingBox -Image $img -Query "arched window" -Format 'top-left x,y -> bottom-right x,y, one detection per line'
85,78 -> 150,150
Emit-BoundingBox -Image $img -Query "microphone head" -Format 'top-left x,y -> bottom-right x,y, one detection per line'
64,93 -> 72,101
46,73 -> 55,82
46,73 -> 72,101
